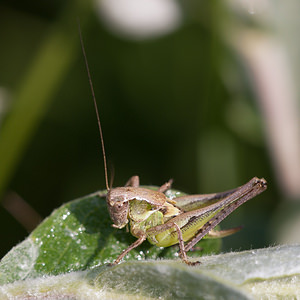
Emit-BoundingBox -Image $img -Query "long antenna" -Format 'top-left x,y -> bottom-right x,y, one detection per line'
78,21 -> 110,191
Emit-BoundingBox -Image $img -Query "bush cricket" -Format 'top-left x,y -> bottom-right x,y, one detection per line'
78,25 -> 267,266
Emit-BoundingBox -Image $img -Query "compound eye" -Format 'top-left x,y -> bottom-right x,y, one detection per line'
114,201 -> 125,210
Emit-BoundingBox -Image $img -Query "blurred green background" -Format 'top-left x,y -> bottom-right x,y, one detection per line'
1,0 -> 300,258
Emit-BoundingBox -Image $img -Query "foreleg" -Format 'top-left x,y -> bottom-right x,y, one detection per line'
112,234 -> 146,265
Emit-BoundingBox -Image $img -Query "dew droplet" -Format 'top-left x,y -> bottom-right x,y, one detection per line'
62,211 -> 70,220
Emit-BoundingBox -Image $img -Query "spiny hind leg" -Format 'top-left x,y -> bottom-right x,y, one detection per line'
174,223 -> 200,266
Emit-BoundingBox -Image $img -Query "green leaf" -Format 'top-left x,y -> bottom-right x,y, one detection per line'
1,245 -> 300,299
1,192 -> 300,298
8,189 -> 300,298
0,189 -> 220,284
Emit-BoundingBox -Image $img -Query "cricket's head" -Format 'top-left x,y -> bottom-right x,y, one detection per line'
106,189 -> 129,229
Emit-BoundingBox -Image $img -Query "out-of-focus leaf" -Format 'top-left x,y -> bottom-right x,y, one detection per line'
0,0 -> 95,199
